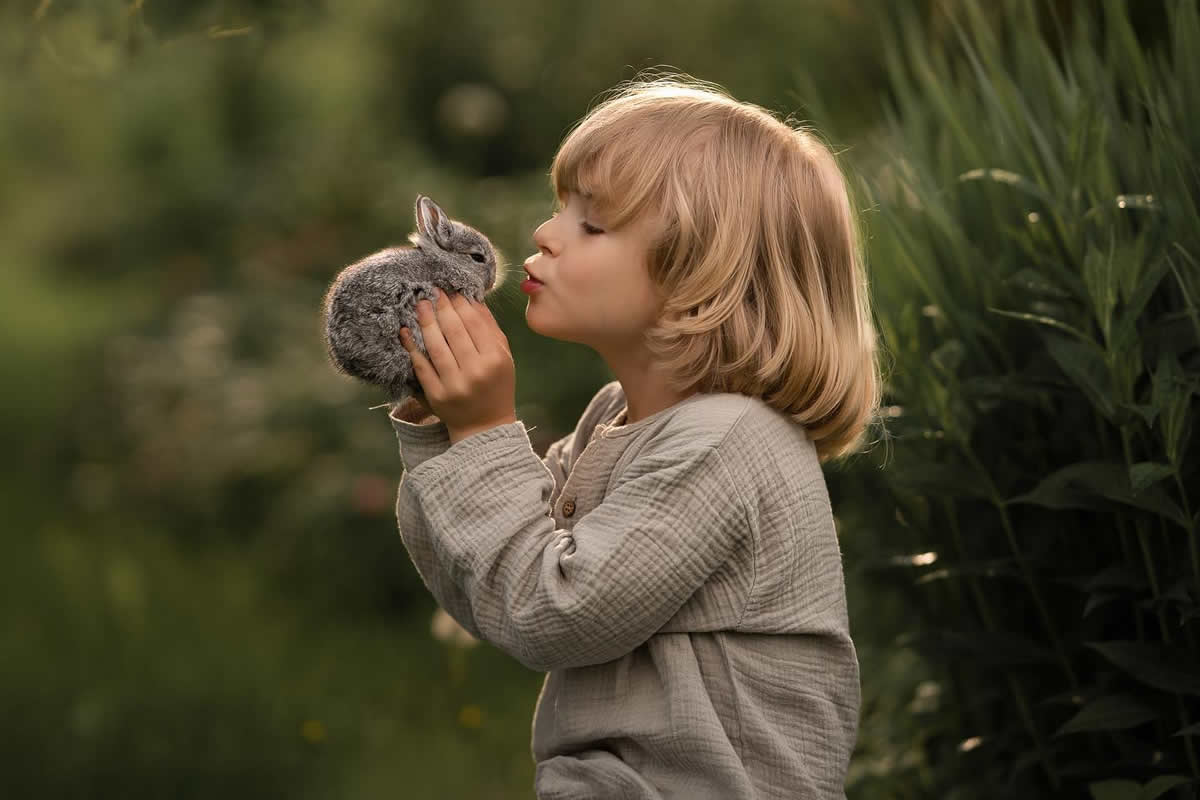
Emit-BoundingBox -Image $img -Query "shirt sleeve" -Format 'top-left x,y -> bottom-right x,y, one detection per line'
390,412 -> 576,644
392,421 -> 752,672
388,407 -> 574,483
388,410 -> 453,471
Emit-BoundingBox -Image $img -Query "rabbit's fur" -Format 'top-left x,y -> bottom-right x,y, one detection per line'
322,194 -> 502,403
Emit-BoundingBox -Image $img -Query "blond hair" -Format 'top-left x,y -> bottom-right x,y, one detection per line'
549,72 -> 884,464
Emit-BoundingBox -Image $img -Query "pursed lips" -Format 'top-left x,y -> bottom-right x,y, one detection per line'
523,256 -> 545,283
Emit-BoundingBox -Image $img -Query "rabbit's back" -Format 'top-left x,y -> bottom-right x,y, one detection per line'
323,246 -> 433,400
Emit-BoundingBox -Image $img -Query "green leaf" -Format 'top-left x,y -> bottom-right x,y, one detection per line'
1102,0 -> 1152,89
1009,463 -> 1103,511
1053,694 -> 1158,736
1086,641 -> 1200,696
962,374 -> 1054,411
1129,462 -> 1174,492
1138,580 -> 1198,619
1003,266 -> 1074,299
1138,776 -> 1193,800
1152,352 -> 1197,469
1089,777 -> 1196,800
930,338 -> 966,375
957,167 -> 1050,203
888,461 -> 993,502
1173,721 -> 1200,737
1119,253 -> 1172,327
1083,591 -> 1120,618
914,558 -> 1021,585
1008,461 -> 1190,529
987,307 -> 1094,345
1090,780 -> 1141,800
920,629 -> 1057,666
1081,240 -> 1118,345
1043,333 -> 1116,420
1117,401 -> 1159,428
1085,564 -> 1148,591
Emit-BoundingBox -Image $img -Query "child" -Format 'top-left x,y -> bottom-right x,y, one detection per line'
389,74 -> 882,799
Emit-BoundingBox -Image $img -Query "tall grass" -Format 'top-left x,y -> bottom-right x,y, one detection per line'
851,0 -> 1200,797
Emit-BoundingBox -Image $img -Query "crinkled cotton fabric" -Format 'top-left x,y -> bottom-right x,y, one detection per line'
390,380 -> 860,799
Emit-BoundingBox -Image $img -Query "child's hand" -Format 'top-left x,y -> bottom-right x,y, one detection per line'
399,289 -> 517,444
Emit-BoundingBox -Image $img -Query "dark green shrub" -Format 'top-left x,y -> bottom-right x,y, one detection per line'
850,0 -> 1200,797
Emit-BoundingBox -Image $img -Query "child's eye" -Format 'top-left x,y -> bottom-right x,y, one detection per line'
581,222 -> 603,235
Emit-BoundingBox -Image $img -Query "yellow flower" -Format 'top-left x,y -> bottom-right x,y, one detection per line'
300,719 -> 327,743
458,705 -> 484,728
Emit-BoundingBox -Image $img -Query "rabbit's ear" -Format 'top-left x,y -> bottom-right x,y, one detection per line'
415,195 -> 454,248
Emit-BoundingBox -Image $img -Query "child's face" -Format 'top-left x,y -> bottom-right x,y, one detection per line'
524,191 -> 664,357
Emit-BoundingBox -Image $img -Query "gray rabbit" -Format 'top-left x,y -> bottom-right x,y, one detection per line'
322,194 -> 502,404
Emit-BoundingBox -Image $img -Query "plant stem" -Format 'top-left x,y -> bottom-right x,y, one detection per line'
1168,252 -> 1200,352
945,500 -> 1061,790
1094,412 -> 1145,641
949,502 -> 997,633
963,448 -> 1078,688
1118,525 -> 1146,641
1006,672 -> 1061,791
1135,519 -> 1171,643
1121,430 -> 1171,642
1175,695 -> 1200,779
1158,515 -> 1200,653
1173,471 -> 1200,601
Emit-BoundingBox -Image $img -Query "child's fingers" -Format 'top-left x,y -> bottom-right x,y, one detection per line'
415,297 -> 463,379
475,298 -> 511,356
400,328 -> 443,397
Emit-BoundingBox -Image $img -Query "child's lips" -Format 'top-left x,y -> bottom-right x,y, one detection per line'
523,256 -> 546,283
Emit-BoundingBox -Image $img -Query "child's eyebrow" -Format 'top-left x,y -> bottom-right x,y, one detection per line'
560,190 -> 602,219
566,191 -> 596,214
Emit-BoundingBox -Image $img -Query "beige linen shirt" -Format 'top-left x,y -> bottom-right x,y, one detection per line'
390,380 -> 860,799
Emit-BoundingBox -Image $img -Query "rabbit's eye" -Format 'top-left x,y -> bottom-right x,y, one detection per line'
469,253 -> 486,263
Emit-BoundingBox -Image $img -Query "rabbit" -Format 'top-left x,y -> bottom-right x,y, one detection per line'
321,194 -> 503,405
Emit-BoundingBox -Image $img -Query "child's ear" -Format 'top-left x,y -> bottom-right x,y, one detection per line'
415,194 -> 454,247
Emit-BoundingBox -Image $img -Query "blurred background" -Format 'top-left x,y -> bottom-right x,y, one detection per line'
5,1 -> 1198,798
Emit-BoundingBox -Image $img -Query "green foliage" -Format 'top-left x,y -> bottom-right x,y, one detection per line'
851,0 -> 1200,796
1,521 -> 544,798
1,1 -> 933,797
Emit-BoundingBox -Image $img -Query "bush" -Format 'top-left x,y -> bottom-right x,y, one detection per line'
849,1 -> 1200,797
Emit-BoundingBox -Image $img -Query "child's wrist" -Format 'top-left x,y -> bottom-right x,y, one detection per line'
391,397 -> 439,425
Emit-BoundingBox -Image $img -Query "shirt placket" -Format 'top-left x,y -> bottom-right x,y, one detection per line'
552,423 -> 613,531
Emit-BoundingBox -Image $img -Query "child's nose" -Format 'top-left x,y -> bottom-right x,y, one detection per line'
532,222 -> 558,257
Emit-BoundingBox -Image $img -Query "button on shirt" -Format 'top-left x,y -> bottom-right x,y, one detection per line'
389,380 -> 860,799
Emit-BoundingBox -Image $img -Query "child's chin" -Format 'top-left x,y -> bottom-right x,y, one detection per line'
524,307 -> 555,336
